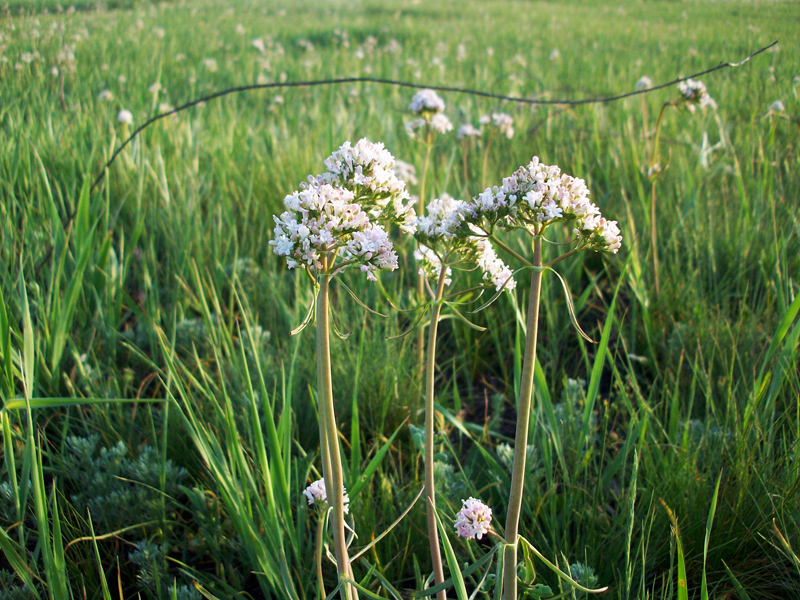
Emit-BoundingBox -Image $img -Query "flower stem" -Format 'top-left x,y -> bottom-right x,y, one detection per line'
317,273 -> 357,600
424,264 -> 450,600
416,128 -> 434,382
502,236 -> 543,600
649,102 -> 671,297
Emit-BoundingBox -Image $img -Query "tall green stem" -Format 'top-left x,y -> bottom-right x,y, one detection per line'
317,273 -> 357,600
649,102 -> 670,297
415,128 -> 434,381
502,237 -> 543,600
424,264 -> 450,600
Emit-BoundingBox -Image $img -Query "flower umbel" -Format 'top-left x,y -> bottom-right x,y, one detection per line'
314,138 -> 417,232
454,497 -> 492,540
677,78 -> 717,112
413,195 -> 516,291
269,183 -> 398,280
409,89 -> 446,115
303,478 -> 350,514
462,156 -> 622,253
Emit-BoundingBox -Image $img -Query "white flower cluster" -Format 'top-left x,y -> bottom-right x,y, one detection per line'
677,78 -> 717,112
314,139 -> 416,232
414,196 -> 516,291
479,112 -> 515,139
409,89 -> 446,114
457,124 -> 482,139
454,497 -> 492,540
463,157 -> 622,253
270,183 -> 398,281
635,76 -> 652,90
406,113 -> 454,138
303,478 -> 350,514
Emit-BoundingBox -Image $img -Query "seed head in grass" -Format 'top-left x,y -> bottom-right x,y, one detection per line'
677,78 -> 717,112
462,157 -> 622,254
455,497 -> 492,540
409,89 -> 446,115
635,76 -> 652,90
303,478 -> 350,514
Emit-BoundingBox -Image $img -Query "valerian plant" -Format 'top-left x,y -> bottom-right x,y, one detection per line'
270,138 -> 415,600
457,156 -> 620,600
412,193 -> 513,600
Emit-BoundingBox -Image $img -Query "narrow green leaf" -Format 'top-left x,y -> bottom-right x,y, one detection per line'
349,421 -> 403,500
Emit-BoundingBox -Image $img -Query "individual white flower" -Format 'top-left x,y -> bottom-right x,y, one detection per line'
794,75 -> 800,86
479,113 -> 514,139
409,89 -> 446,114
97,89 -> 114,102
117,109 -> 133,124
203,58 -> 218,72
457,124 -> 482,139
314,138 -> 416,232
429,113 -> 454,134
454,497 -> 492,540
677,78 -> 717,112
148,82 -> 162,94
303,478 -> 350,514
549,49 -> 560,61
769,100 -> 785,112
50,67 -> 59,77
635,76 -> 652,90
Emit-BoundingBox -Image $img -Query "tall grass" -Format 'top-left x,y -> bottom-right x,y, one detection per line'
1,0 -> 798,598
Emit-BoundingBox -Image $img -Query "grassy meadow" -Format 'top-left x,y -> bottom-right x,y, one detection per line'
1,0 -> 799,598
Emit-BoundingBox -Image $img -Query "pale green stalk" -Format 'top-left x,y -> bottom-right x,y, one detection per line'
502,236 -> 543,600
424,263 -> 451,600
649,101 -> 671,297
317,269 -> 357,600
416,123 -> 434,377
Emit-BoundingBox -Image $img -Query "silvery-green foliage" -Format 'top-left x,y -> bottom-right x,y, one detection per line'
168,585 -> 202,600
129,540 -> 166,592
62,435 -> 186,529
569,562 -> 598,589
432,461 -> 465,498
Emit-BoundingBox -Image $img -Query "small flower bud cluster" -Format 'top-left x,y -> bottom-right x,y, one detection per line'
479,112 -> 515,139
677,78 -> 717,112
409,89 -> 446,114
413,196 -> 516,291
314,139 -> 417,233
270,184 -> 397,280
303,478 -> 350,514
462,157 -> 622,254
454,497 -> 492,540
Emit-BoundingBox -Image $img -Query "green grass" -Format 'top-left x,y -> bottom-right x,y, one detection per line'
1,0 -> 799,598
